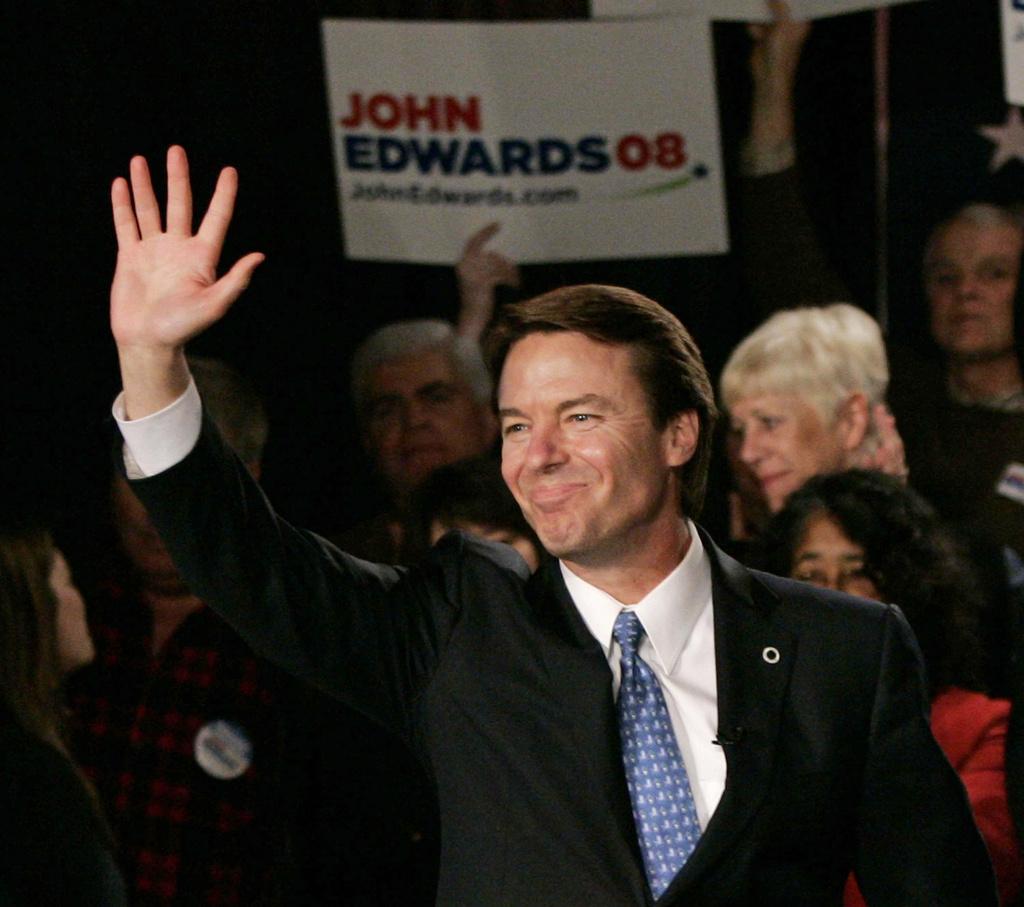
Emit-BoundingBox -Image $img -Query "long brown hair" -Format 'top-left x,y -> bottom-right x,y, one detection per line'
0,525 -> 68,754
0,524 -> 115,850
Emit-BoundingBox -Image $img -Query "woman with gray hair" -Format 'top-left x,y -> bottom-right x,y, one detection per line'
720,303 -> 905,537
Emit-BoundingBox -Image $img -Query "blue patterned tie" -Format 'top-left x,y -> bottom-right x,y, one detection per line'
614,609 -> 701,899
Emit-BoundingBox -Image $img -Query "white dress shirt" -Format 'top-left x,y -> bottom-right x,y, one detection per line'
114,382 -> 726,825
561,533 -> 724,828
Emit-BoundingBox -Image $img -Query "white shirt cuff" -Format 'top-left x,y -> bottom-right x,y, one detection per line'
113,379 -> 202,478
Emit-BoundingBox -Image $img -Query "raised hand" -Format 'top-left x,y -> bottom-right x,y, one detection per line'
110,146 -> 264,418
455,222 -> 519,341
745,0 -> 811,167
748,0 -> 811,98
860,403 -> 909,483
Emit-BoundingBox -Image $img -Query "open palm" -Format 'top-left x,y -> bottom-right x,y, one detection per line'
110,146 -> 263,353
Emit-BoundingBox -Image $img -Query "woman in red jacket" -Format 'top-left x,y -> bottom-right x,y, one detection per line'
763,469 -> 1022,905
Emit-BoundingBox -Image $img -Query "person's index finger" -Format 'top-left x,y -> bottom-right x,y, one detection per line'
111,177 -> 140,248
196,165 -> 239,255
769,0 -> 798,24
464,221 -> 501,253
501,258 -> 520,287
165,145 -> 193,236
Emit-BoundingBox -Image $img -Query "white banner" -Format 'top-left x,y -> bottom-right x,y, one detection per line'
1002,0 -> 1024,105
321,19 -> 727,265
591,0 -> 930,22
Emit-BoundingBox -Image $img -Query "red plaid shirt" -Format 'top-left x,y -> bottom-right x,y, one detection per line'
67,578 -> 315,905
67,575 -> 439,906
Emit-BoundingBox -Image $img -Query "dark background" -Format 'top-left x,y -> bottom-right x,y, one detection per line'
4,0 -> 1018,553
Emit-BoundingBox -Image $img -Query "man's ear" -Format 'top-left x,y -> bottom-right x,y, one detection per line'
836,392 -> 870,452
664,411 -> 700,468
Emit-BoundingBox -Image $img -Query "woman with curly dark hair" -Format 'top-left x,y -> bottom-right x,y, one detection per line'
762,469 -> 1021,906
0,523 -> 126,905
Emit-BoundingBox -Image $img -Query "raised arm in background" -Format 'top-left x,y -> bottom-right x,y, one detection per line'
740,0 -> 850,320
736,3 -> 906,481
454,221 -> 519,341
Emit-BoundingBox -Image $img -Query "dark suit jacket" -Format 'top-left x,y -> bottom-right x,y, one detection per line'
0,709 -> 127,906
127,419 -> 997,906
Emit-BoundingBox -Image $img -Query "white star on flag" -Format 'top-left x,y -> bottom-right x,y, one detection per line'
977,107 -> 1024,172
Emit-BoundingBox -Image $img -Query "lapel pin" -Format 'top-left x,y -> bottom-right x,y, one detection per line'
762,646 -> 780,664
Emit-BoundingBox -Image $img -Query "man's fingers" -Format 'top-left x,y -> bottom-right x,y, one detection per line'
130,155 -> 163,238
111,177 -> 140,249
207,252 -> 265,314
463,221 -> 501,255
165,146 -> 193,236
496,256 -> 520,287
197,166 -> 240,257
766,0 -> 793,22
873,403 -> 895,432
869,404 -> 909,481
192,253 -> 264,336
767,0 -> 809,40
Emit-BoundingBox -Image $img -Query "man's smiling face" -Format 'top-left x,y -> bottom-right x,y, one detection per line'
498,331 -> 696,569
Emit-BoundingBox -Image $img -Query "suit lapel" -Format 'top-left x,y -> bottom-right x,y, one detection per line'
663,532 -> 798,900
527,540 -> 799,904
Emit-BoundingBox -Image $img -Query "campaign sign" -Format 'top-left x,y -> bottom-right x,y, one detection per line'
591,0 -> 930,22
321,18 -> 727,264
1002,0 -> 1024,105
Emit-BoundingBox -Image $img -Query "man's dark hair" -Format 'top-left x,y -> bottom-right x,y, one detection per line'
485,285 -> 718,517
